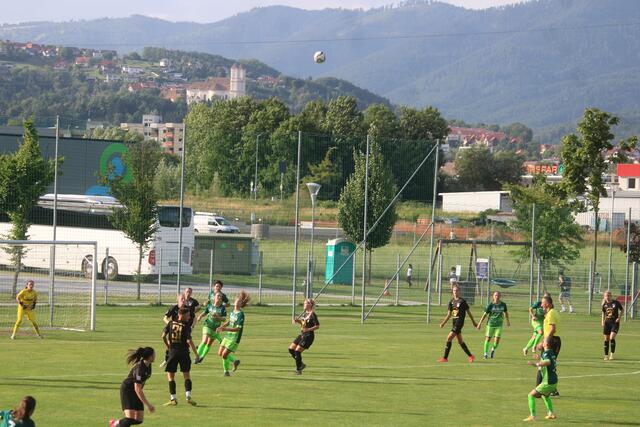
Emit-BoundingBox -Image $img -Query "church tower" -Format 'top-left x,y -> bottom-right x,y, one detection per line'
229,64 -> 246,98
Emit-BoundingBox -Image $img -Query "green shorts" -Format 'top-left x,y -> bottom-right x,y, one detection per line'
485,325 -> 503,338
202,326 -> 223,343
535,383 -> 557,396
531,320 -> 543,333
221,336 -> 239,353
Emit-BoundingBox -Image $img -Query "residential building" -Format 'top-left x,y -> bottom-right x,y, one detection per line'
120,115 -> 185,154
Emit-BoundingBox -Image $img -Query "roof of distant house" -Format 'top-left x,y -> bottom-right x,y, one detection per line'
187,77 -> 229,91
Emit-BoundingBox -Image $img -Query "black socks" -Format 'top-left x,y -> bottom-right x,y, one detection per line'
444,341 -> 452,359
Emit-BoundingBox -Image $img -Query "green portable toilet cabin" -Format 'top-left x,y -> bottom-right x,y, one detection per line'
325,238 -> 355,285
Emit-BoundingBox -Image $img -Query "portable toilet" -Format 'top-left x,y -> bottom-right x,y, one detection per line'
325,238 -> 355,284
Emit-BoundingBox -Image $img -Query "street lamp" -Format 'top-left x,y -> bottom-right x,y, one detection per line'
306,182 -> 321,298
607,182 -> 619,291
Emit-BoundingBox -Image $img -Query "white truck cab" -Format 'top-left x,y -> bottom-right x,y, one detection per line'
193,212 -> 240,234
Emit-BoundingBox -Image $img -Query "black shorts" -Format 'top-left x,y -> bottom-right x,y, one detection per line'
604,321 -> 620,335
293,333 -> 315,349
451,321 -> 464,335
551,336 -> 561,357
165,348 -> 191,373
120,384 -> 144,411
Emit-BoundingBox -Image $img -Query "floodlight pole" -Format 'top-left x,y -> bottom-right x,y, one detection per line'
426,139 -> 439,323
625,207 -> 631,321
361,135 -> 370,323
607,186 -> 616,291
177,125 -> 186,294
50,115 -> 60,327
306,182 -> 321,298
529,203 -> 536,305
292,132 -> 302,320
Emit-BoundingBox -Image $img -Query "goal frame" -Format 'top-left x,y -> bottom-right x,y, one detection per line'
0,239 -> 97,331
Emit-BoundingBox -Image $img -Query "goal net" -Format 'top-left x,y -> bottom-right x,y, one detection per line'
0,240 -> 97,332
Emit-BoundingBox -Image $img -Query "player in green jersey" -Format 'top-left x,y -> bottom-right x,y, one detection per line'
217,290 -> 251,376
0,396 -> 36,427
523,338 -> 558,421
194,292 -> 227,364
523,292 -> 550,357
476,291 -> 510,359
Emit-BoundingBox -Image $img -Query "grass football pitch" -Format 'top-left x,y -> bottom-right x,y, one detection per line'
2,305 -> 639,426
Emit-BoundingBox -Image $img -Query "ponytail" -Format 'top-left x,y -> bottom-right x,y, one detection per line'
238,290 -> 251,308
12,396 -> 36,421
126,347 -> 155,365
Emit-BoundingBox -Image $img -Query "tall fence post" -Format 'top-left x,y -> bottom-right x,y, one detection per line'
292,131 -> 302,318
631,262 -> 637,319
437,248 -> 443,305
306,251 -> 312,299
529,203 -> 536,306
588,260 -> 595,315
104,247 -> 109,305
361,135 -> 371,323
395,254 -> 400,306
426,139 -> 440,324
487,256 -> 492,305
208,249 -> 214,296
157,248 -> 163,305
536,257 -> 542,301
351,250 -> 356,306
177,126 -> 186,295
624,208 -> 631,321
49,245 -> 55,327
258,251 -> 263,305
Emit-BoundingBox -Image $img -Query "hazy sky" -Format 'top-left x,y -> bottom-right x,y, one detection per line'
1,0 -> 525,24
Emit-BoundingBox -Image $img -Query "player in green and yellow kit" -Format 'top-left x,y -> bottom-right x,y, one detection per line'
523,292 -> 549,357
476,291 -> 510,359
217,291 -> 250,376
523,338 -> 558,421
11,280 -> 42,340
194,291 -> 227,364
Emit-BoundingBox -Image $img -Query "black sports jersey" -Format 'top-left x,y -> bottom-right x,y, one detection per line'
448,298 -> 469,323
300,311 -> 319,335
602,300 -> 623,321
122,361 -> 152,389
164,297 -> 199,326
164,305 -> 180,322
164,320 -> 192,350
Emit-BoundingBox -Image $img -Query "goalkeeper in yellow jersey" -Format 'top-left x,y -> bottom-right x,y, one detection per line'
11,280 -> 42,339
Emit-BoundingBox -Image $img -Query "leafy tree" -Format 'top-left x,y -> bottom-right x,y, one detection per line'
560,108 -> 637,276
305,147 -> 341,200
84,127 -> 143,143
154,158 -> 181,199
102,140 -> 161,299
493,151 -> 525,186
507,176 -> 583,267
338,141 -> 397,284
454,147 -> 523,191
0,121 -> 57,296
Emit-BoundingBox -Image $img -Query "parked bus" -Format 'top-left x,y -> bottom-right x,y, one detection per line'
0,194 -> 194,280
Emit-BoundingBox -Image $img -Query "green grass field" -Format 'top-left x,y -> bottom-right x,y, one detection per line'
2,305 -> 639,426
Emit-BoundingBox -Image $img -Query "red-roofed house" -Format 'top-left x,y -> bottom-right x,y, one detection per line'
447,126 -> 516,152
617,164 -> 640,191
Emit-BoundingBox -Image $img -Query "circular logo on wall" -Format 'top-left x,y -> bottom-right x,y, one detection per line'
86,143 -> 132,195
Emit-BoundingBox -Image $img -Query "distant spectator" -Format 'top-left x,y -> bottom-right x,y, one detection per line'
449,267 -> 459,289
558,271 -> 574,313
406,264 -> 413,287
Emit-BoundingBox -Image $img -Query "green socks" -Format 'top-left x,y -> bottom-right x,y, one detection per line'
483,340 -> 490,354
528,395 -> 536,417
526,333 -> 542,350
227,353 -> 236,363
492,342 -> 499,350
532,332 -> 543,349
542,395 -> 553,413
197,343 -> 211,358
222,358 -> 230,372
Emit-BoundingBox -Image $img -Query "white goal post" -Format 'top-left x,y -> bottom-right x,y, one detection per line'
0,240 -> 97,332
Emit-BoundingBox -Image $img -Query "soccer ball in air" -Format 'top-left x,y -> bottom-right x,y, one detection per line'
313,51 -> 326,64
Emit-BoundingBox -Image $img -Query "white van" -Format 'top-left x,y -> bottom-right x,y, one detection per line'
193,212 -> 240,234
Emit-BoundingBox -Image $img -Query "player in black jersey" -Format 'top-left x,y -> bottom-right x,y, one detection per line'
164,288 -> 200,326
438,285 -> 478,363
602,291 -> 623,360
162,308 -> 200,407
289,298 -> 320,375
109,347 -> 155,427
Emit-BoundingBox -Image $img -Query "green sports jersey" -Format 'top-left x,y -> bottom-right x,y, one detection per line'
204,304 -> 226,330
225,309 -> 245,344
1,410 -> 36,427
484,301 -> 508,327
540,349 -> 558,386
531,301 -> 545,322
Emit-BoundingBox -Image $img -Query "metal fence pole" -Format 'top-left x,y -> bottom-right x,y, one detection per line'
292,131 -> 302,318
361,135 -> 371,323
536,257 -> 542,301
631,262 -> 637,319
306,251 -> 311,299
49,245 -> 55,327
104,247 -> 109,305
426,139 -> 440,324
157,248 -> 163,305
437,249 -> 443,305
351,250 -> 356,306
607,191 -> 615,291
91,243 -> 97,331
529,203 -> 536,306
395,254 -> 400,306
208,249 -> 214,295
177,126 -> 186,295
588,260 -> 594,315
258,251 -> 263,305
487,256 -> 492,305
625,208 -> 631,321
